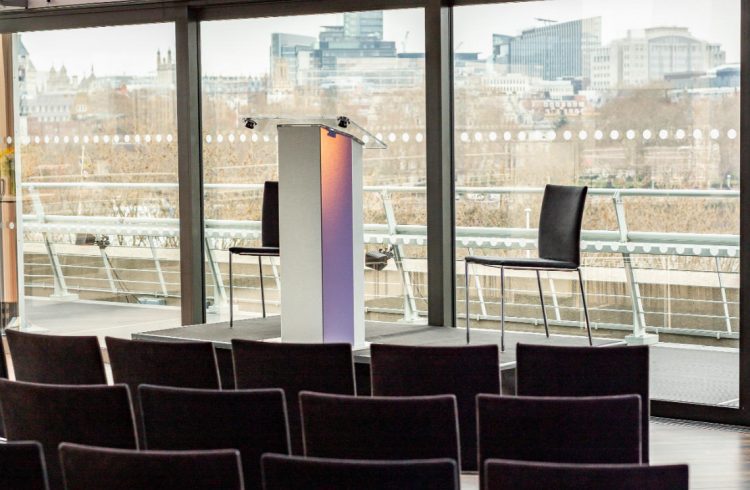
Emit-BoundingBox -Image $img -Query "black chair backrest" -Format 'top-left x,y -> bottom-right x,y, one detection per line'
60,443 -> 244,490
477,394 -> 641,490
0,441 -> 49,490
516,343 -> 650,461
261,454 -> 458,490
485,460 -> 688,490
1,332 -> 8,379
6,330 -> 107,385
140,384 -> 290,490
0,380 -> 137,490
232,339 -> 355,454
370,343 -> 499,472
300,392 -> 460,466
105,337 -> 220,445
262,181 -> 279,248
537,184 -> 587,265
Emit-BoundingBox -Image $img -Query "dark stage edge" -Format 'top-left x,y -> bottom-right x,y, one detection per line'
133,315 -> 617,367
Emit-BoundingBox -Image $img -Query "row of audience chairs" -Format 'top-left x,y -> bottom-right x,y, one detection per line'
0,330 -> 683,489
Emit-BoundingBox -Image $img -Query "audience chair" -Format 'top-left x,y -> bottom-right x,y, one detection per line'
261,454 -> 458,490
0,441 -> 49,490
464,184 -> 590,349
516,343 -> 650,461
477,394 -> 641,489
370,343 -> 499,472
0,332 -> 7,438
0,380 -> 137,490
484,460 -> 688,490
140,384 -> 290,490
59,443 -> 244,490
232,339 -> 355,454
229,180 -> 279,324
6,329 -> 107,385
105,336 -> 220,445
300,392 -> 460,466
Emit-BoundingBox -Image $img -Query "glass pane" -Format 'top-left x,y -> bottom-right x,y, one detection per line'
455,0 -> 739,406
201,10 -> 427,325
13,24 -> 181,340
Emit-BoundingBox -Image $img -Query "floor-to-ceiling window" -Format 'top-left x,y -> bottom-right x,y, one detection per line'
12,23 -> 181,339
455,0 -> 740,406
200,9 -> 427,325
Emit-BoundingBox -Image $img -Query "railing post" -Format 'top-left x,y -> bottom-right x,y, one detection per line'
149,235 -> 169,298
613,191 -> 657,345
203,237 -> 226,309
467,247 -> 487,317
381,190 -> 419,322
715,257 -> 733,333
99,244 -> 118,295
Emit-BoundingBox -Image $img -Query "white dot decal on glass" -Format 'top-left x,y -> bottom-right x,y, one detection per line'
402,133 -> 410,143
460,132 -> 469,142
362,134 -> 370,144
563,130 -> 572,141
710,129 -> 720,140
626,130 -> 635,140
5,136 -> 11,145
63,136 -> 69,144
489,131 -> 497,141
239,134 -> 247,142
93,135 -> 100,143
124,135 -> 130,143
376,133 -> 383,141
113,135 -> 120,143
532,130 -> 542,140
474,132 -> 482,142
416,132 -> 424,143
251,133 -> 258,142
658,129 -> 668,140
263,134 -> 270,143
578,130 -> 588,141
503,131 -> 512,141
675,129 -> 686,140
216,134 -> 224,143
594,130 -> 603,140
693,129 -> 702,139
73,136 -> 79,144
35,136 -> 41,144
53,136 -> 60,144
83,136 -> 89,144
518,131 -> 527,141
610,130 -> 619,140
166,134 -> 173,143
205,135 -> 212,143
642,129 -> 652,140
134,135 -> 141,144
156,135 -> 162,143
228,134 -> 235,143
388,133 -> 397,142
44,136 -> 50,144
547,130 -> 556,140
728,129 -> 738,139
144,135 -> 151,143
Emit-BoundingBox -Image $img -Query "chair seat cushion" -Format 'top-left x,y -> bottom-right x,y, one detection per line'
465,256 -> 578,269
229,247 -> 280,256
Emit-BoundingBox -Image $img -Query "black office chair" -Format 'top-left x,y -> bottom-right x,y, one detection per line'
229,181 -> 279,325
464,184 -> 590,350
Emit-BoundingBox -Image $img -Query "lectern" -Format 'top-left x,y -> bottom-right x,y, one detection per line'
244,117 -> 384,350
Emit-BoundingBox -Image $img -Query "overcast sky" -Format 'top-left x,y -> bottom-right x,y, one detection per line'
18,0 -> 740,78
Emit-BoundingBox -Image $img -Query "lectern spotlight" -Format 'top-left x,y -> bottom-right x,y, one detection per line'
244,117 -> 386,350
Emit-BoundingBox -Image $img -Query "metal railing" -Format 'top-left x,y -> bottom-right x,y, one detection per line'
19,182 -> 739,340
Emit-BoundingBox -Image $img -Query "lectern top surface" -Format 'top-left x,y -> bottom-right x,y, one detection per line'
240,115 -> 387,149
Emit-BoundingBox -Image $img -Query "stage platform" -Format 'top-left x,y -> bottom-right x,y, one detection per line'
133,315 -> 618,394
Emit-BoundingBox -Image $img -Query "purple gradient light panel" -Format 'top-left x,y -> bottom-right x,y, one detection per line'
320,128 -> 354,343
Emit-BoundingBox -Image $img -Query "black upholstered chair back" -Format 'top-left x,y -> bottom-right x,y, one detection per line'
140,384 -> 290,490
6,330 -> 107,385
60,443 -> 244,490
0,380 -> 137,490
484,460 -> 688,490
1,333 -> 8,379
370,343 -> 500,472
262,181 -> 279,248
477,394 -> 641,489
516,343 -> 650,461
261,454 -> 459,490
300,392 -> 460,466
232,339 -> 355,454
537,184 -> 587,266
0,441 -> 49,490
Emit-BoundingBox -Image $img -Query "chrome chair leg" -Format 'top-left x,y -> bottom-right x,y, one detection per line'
500,266 -> 505,352
229,252 -> 234,328
577,268 -> 593,346
536,270 -> 550,338
465,260 -> 470,345
258,256 -> 267,319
